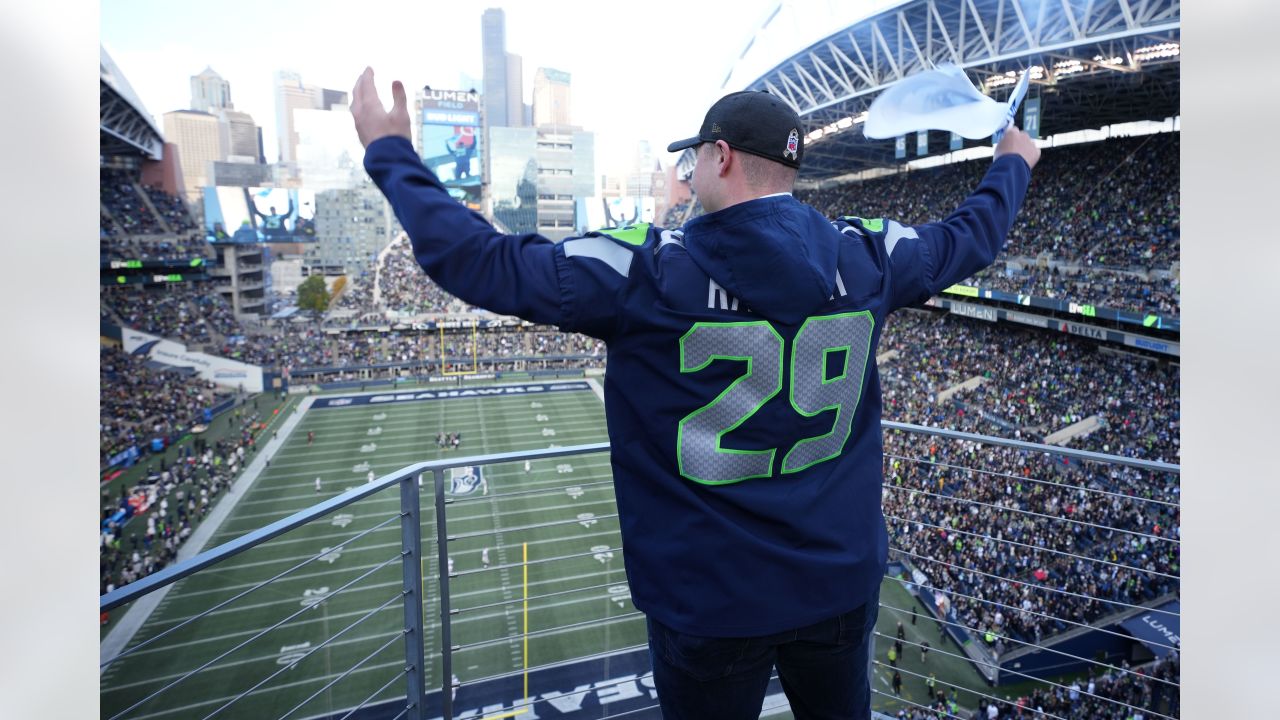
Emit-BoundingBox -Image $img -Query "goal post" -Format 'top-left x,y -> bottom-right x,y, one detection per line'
439,319 -> 480,376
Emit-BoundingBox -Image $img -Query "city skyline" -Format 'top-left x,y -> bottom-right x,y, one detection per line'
100,0 -> 878,179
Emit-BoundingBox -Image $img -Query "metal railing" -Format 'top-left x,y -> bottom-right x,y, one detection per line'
100,424 -> 1179,720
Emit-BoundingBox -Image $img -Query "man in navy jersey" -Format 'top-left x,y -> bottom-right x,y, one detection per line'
351,67 -> 1039,719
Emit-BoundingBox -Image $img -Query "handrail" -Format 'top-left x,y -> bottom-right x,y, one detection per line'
99,442 -> 610,613
99,425 -> 1177,720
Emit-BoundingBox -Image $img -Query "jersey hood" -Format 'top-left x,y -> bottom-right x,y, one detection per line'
682,195 -> 841,325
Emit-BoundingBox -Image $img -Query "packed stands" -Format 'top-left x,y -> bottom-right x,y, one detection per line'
101,283 -> 239,349
99,406 -> 266,597
100,165 -> 209,263
796,133 -> 1180,319
877,310 -> 1178,666
99,345 -> 233,466
101,168 -> 165,237
141,184 -> 198,232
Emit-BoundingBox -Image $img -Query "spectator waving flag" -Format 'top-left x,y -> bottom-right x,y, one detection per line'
864,64 -> 1029,141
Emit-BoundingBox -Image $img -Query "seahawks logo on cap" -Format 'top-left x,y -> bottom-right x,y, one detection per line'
784,129 -> 799,160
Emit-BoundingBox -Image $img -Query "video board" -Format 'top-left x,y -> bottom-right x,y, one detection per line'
420,88 -> 482,207
203,187 -> 317,243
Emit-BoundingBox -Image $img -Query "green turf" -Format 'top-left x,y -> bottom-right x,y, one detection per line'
870,579 -> 989,716
100,383 -> 632,719
100,380 -> 991,719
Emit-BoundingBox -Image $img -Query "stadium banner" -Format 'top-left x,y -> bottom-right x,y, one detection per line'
1125,334 -> 1180,357
936,284 -> 1179,333
1000,309 -> 1049,328
916,130 -> 928,156
933,300 -> 1177,355
895,135 -> 906,159
998,598 -> 1178,684
103,258 -> 207,271
950,131 -> 963,151
420,88 -> 482,208
1023,97 -> 1042,139
1118,600 -> 1180,658
122,328 -> 264,392
106,446 -> 140,470
310,381 -> 593,409
104,272 -> 211,286
946,300 -> 997,322
1057,320 -> 1108,341
942,284 -> 979,297
355,646 -> 794,720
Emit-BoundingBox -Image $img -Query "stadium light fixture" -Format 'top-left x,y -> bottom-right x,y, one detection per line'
1134,42 -> 1180,61
806,112 -> 866,144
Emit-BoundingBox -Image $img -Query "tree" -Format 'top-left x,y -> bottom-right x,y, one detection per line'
297,275 -> 330,312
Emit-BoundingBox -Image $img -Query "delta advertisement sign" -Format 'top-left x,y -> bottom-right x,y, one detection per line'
122,329 -> 264,393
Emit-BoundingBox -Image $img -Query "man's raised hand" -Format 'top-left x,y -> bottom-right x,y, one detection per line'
351,67 -> 411,149
994,125 -> 1041,171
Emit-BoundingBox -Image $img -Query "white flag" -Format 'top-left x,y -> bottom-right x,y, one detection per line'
864,64 -> 1027,140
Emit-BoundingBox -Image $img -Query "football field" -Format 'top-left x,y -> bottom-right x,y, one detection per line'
100,378 -> 987,719
100,379 -> 642,719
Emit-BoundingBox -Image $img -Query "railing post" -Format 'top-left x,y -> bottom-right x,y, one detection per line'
400,473 -> 427,720
434,468 -> 454,720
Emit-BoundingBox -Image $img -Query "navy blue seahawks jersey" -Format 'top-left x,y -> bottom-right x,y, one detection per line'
365,136 -> 1031,636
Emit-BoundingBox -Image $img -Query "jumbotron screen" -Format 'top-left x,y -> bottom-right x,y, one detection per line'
203,187 -> 317,243
420,88 -> 482,207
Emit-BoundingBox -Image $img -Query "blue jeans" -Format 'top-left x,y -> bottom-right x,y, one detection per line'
646,589 -> 880,720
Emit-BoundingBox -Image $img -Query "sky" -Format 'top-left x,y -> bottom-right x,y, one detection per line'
100,0 -> 887,178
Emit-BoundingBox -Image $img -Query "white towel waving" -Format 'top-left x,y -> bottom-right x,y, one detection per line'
863,64 -> 1026,140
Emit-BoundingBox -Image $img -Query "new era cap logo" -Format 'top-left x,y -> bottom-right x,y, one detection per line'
784,128 -> 799,160
712,123 -> 722,134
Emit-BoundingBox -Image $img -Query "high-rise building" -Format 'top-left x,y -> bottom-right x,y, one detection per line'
488,125 -> 594,242
294,106 -> 365,190
218,109 -> 259,163
532,68 -> 571,127
308,183 -> 401,277
275,71 -> 313,165
481,8 -> 525,129
274,71 -> 350,166
162,109 -> 222,200
481,8 -> 510,128
190,67 -> 232,113
506,53 -> 524,127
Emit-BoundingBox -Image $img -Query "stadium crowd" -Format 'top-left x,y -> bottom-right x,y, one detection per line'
102,283 -> 240,349
884,652 -> 1179,719
99,346 -> 234,466
100,166 -> 210,264
795,133 -> 1180,318
876,310 -> 1178,666
101,169 -> 165,237
100,407 -> 268,598
141,184 -> 198,233
971,263 -> 1180,318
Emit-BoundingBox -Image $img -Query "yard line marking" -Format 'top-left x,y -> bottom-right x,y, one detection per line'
111,593 -> 643,677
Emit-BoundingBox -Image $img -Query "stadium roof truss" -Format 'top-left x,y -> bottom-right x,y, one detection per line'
742,0 -> 1180,179
101,47 -> 164,160
101,83 -> 164,160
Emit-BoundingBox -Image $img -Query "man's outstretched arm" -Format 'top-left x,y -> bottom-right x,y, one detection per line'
350,68 -> 571,327
883,126 -> 1040,309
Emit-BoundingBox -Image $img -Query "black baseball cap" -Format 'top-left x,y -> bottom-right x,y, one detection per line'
666,91 -> 804,169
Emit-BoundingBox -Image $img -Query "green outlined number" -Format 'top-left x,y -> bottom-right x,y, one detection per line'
678,322 -> 784,485
677,312 -> 874,485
